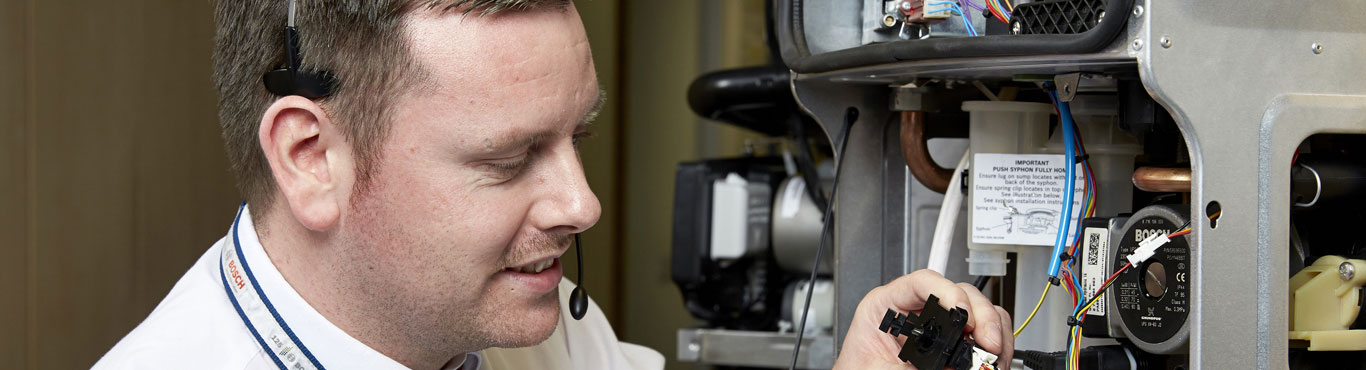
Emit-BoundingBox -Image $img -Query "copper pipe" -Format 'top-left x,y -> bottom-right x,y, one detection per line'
1133,167 -> 1192,192
900,111 -> 953,193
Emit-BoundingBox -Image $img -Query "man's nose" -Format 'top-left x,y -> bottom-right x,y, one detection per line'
530,143 -> 601,234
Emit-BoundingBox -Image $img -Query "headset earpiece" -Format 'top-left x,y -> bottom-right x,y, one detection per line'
261,1 -> 335,99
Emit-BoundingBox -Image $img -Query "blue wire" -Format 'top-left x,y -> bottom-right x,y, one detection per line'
1067,188 -> 1089,293
1046,90 -> 1078,278
925,2 -> 978,36
962,11 -> 978,36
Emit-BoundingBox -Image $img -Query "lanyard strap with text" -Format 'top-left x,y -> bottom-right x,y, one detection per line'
221,204 -> 326,370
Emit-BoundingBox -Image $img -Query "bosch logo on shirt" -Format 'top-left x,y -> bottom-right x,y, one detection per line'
229,259 -> 247,290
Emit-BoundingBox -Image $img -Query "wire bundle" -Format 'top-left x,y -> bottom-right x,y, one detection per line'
1013,86 -> 1090,339
1045,89 -> 1101,370
1017,84 -> 1210,369
926,1 -> 979,36
984,0 -> 1012,24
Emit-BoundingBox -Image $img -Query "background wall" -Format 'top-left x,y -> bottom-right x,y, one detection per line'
619,1 -> 769,369
0,0 -> 771,368
0,1 -> 239,369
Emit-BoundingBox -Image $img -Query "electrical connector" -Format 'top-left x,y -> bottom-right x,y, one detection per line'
879,295 -> 999,370
1126,232 -> 1169,265
969,346 -> 999,370
922,0 -> 955,19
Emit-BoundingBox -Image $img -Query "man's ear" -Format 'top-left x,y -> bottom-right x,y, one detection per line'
258,96 -> 354,231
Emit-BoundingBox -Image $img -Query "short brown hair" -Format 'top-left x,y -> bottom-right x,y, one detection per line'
213,0 -> 569,216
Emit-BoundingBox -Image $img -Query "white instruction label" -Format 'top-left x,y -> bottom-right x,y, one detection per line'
970,153 -> 1085,245
1080,226 -> 1109,316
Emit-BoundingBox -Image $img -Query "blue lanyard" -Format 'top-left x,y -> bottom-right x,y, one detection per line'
220,204 -> 326,370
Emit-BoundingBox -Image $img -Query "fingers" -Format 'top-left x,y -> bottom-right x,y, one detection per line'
864,270 -> 1016,369
883,270 -> 974,325
957,282 -> 1004,355
883,271 -> 1015,360
994,305 -> 1015,365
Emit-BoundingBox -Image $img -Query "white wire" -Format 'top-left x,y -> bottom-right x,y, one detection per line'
287,0 -> 297,27
1294,163 -> 1322,207
928,150 -> 971,274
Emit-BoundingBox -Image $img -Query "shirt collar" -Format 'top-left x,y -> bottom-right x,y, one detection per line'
231,205 -> 476,370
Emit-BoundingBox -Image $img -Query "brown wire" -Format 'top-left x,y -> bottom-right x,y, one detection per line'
899,110 -> 953,193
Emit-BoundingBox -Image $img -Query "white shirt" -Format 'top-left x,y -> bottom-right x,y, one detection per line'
94,205 -> 662,370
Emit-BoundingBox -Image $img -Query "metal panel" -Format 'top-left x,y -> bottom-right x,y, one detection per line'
802,0 -> 865,55
1137,1 -> 1366,368
677,329 -> 835,369
789,78 -> 894,352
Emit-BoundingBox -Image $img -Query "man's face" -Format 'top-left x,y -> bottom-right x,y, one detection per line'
338,5 -> 600,350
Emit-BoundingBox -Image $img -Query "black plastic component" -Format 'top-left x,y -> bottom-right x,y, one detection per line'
569,234 -> 588,320
686,66 -> 796,136
879,295 -> 983,370
262,26 -> 336,99
773,0 -> 1135,73
1117,79 -> 1158,134
984,10 -> 1013,36
1012,0 -> 1108,35
1113,206 -> 1190,348
670,157 -> 789,330
1291,158 -> 1366,215
1013,348 -> 1060,370
1015,345 -> 1160,370
1079,216 -> 1113,338
1289,349 -> 1366,370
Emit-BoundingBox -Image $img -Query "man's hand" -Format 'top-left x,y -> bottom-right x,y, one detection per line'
833,270 -> 1013,370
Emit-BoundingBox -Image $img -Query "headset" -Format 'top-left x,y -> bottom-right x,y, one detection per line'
261,0 -> 336,99
260,0 -> 590,321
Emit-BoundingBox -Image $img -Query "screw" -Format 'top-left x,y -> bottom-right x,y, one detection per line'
1132,39 -> 1144,51
1312,42 -> 1324,54
1132,5 -> 1144,18
1341,262 -> 1356,281
901,0 -> 913,11
1012,21 -> 1023,35
883,14 -> 898,28
1160,36 -> 1172,48
1062,82 -> 1073,96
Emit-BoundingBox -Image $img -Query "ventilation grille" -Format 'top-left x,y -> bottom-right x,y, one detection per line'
1012,0 -> 1108,35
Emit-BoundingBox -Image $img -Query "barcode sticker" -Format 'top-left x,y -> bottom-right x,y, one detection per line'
1080,226 -> 1109,316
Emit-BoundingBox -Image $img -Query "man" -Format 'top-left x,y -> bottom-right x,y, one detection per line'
96,0 -> 1013,369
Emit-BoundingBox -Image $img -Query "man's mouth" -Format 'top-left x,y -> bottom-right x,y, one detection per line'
506,259 -> 556,274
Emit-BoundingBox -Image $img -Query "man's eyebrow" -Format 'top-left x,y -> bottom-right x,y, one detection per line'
482,90 -> 605,152
484,130 -> 556,152
578,88 -> 607,126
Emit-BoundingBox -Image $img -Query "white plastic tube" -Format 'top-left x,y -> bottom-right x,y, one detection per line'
928,150 -> 970,274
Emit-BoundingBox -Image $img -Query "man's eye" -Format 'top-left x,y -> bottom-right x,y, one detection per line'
488,156 -> 531,177
572,131 -> 595,149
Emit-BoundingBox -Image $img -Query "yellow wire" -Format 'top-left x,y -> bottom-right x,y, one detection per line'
1076,292 -> 1103,320
1012,283 -> 1051,338
1003,0 -> 1014,12
1068,291 -> 1106,369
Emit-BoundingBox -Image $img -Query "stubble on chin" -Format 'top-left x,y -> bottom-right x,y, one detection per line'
473,286 -> 562,349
